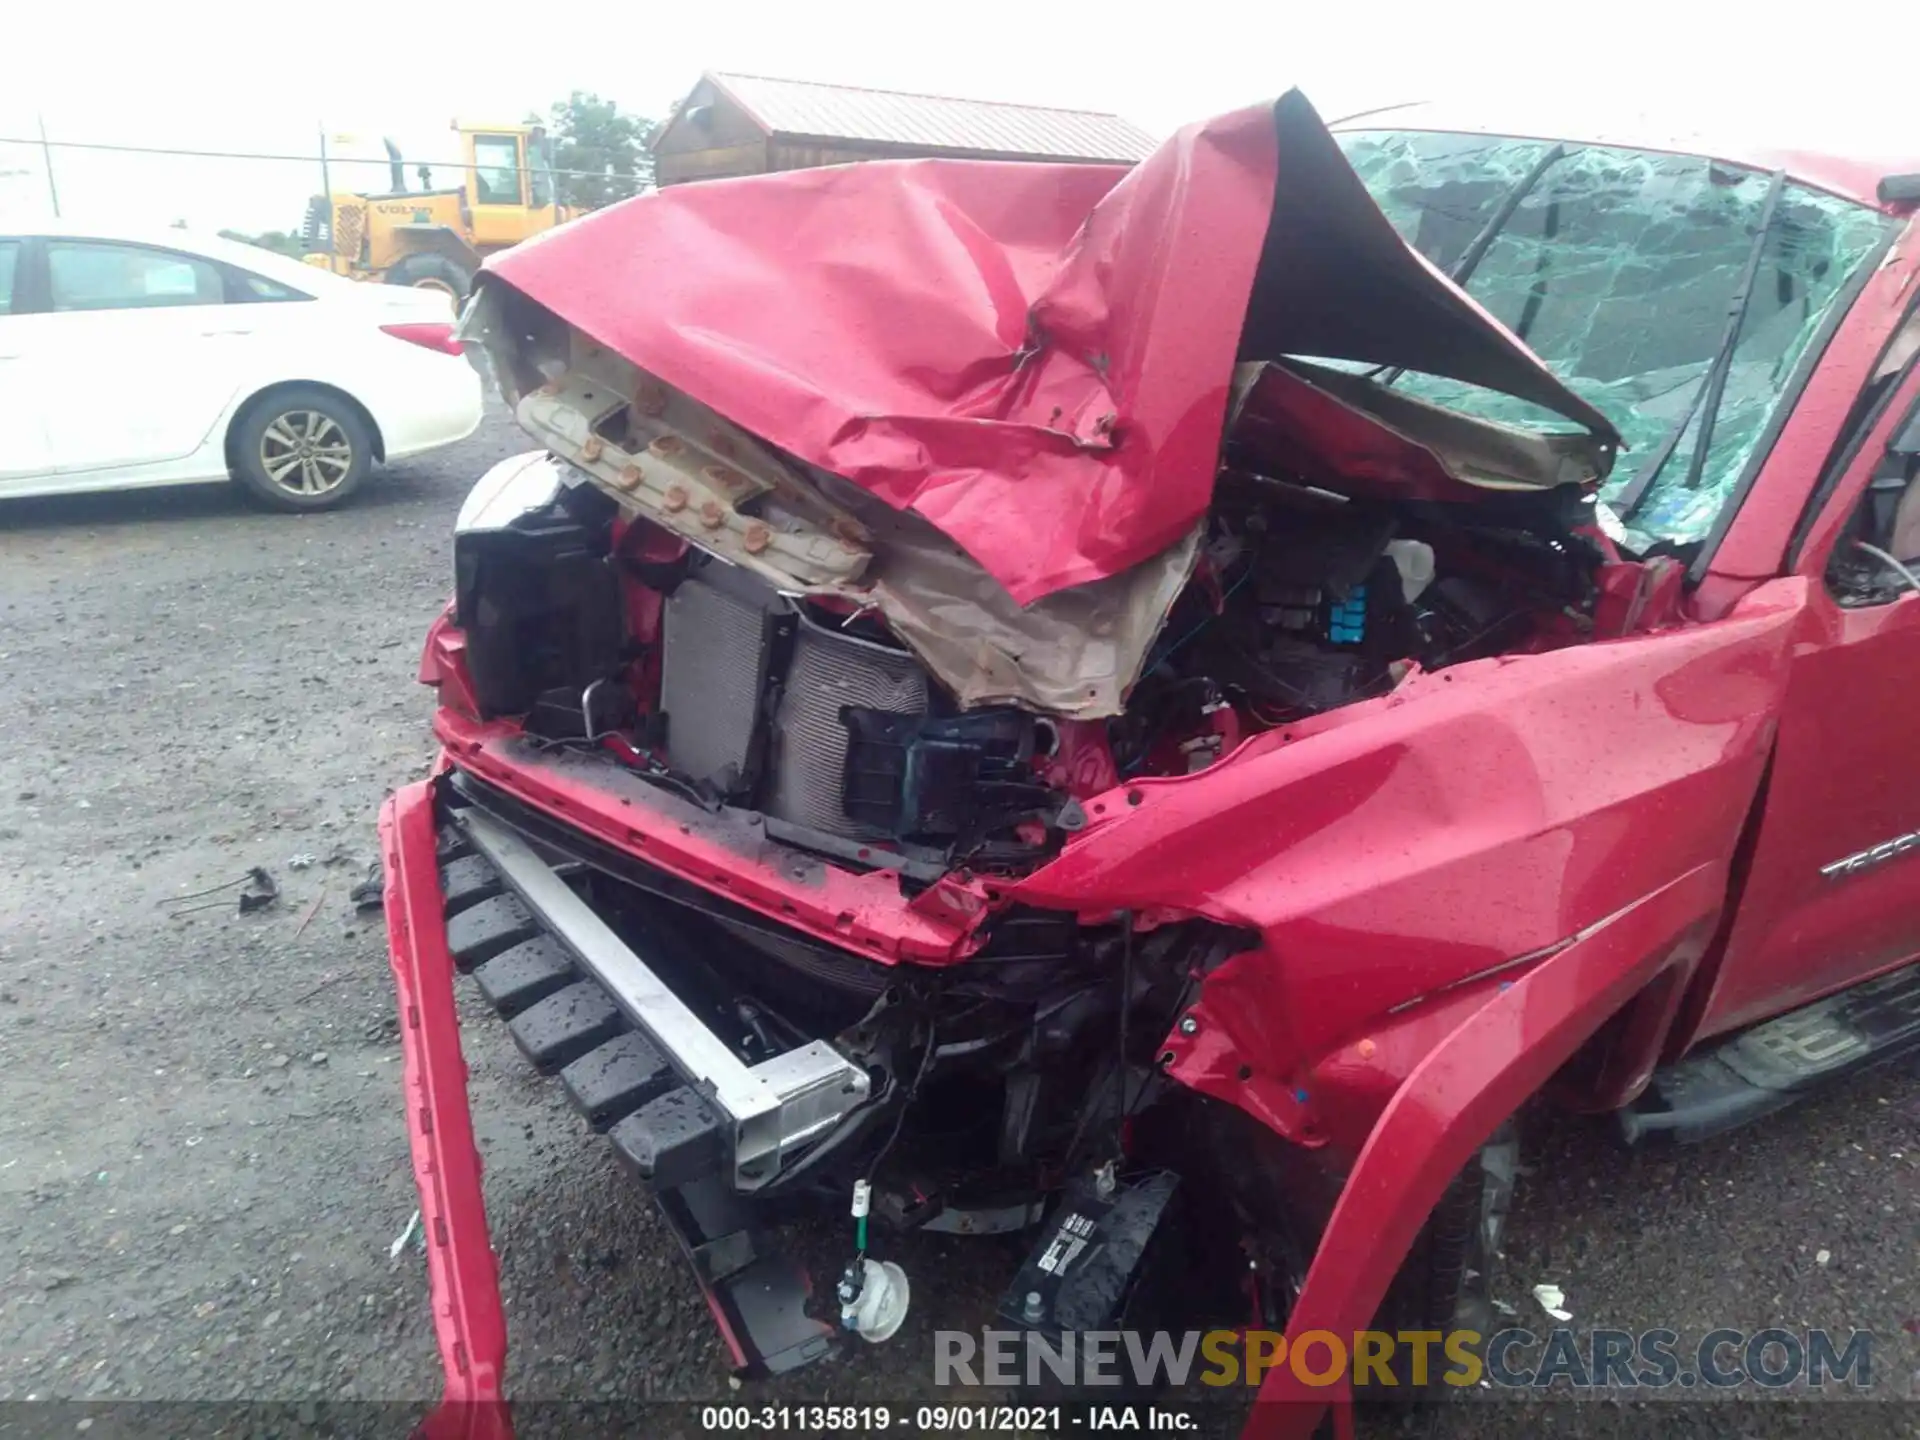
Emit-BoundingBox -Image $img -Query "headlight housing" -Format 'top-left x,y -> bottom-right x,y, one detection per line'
454,450 -> 568,534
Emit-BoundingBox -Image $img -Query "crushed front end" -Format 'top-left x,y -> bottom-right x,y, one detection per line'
378,87 -> 1800,1440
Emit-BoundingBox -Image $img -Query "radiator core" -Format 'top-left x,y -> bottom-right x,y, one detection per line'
657,573 -> 776,795
766,616 -> 928,840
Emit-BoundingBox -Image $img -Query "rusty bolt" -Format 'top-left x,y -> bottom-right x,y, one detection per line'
699,500 -> 725,530
743,521 -> 772,554
662,485 -> 689,513
1177,1015 -> 1199,1036
648,434 -> 683,458
708,430 -> 736,459
703,465 -> 747,495
580,435 -> 603,463
618,464 -> 644,491
633,385 -> 667,417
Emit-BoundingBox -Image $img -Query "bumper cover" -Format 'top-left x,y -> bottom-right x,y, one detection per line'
381,777 -> 851,1432
380,781 -> 510,1439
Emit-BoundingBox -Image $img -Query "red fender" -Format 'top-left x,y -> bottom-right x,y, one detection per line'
1240,860 -> 1726,1439
381,782 -> 515,1440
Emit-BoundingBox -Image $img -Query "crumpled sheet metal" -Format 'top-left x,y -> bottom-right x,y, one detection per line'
1230,361 -> 1610,502
459,295 -> 1198,719
479,90 -> 1612,610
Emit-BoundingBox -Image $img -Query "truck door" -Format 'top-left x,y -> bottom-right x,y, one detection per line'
1698,350 -> 1920,1038
465,132 -> 528,249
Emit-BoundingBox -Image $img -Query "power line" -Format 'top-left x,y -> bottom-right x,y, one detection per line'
0,133 -> 645,184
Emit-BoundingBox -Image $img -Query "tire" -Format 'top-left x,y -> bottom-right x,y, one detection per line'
385,252 -> 473,301
1137,1097 -> 1519,1412
1371,1122 -> 1518,1397
230,388 -> 373,512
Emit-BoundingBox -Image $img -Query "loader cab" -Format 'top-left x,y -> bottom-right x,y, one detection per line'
458,123 -> 563,249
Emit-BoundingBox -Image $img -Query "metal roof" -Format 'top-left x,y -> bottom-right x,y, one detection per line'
704,72 -> 1156,163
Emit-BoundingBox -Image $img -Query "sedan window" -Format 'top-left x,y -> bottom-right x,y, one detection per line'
227,267 -> 314,303
0,239 -> 17,314
47,241 -> 224,313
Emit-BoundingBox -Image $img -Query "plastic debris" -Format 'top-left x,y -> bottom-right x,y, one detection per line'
236,867 -> 280,914
1532,1283 -> 1573,1322
840,1258 -> 910,1342
389,1208 -> 422,1264
350,860 -> 385,912
288,853 -> 317,871
1816,1249 -> 1832,1266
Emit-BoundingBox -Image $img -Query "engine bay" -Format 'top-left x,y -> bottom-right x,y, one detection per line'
452,447 -> 1607,883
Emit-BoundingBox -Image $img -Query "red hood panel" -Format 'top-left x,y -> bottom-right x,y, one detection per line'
487,91 -> 1616,606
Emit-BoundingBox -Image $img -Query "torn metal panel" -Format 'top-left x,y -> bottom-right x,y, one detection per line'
460,285 -> 1197,720
1230,361 -> 1611,500
476,90 -> 1616,609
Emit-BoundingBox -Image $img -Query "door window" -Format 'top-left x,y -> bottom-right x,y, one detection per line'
226,267 -> 313,303
472,136 -> 522,205
47,242 -> 223,312
0,240 -> 18,313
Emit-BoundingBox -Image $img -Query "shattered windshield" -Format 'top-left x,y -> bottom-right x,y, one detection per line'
1337,130 -> 1897,550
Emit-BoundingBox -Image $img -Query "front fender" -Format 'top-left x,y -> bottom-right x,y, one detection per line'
1241,859 -> 1724,1440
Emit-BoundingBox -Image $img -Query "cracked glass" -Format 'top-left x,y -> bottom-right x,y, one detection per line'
1338,130 -> 1897,551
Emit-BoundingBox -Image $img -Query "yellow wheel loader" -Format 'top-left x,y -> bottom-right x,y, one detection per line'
301,123 -> 571,301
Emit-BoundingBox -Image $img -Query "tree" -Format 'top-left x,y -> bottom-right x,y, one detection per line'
219,229 -> 305,258
545,91 -> 656,211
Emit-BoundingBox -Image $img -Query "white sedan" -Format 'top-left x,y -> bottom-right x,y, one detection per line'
0,223 -> 482,511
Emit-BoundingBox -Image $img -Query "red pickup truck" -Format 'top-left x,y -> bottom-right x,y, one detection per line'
379,90 -> 1920,1438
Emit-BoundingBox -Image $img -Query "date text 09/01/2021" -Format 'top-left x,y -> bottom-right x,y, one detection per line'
699,1405 -> 1198,1432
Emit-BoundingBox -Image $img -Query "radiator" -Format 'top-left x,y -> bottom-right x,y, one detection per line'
765,614 -> 928,840
657,572 -> 777,794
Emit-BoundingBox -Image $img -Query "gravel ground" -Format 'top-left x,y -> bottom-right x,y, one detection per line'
0,408 -> 1915,1438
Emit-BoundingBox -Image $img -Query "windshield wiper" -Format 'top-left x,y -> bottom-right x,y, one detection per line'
1375,143 -> 1570,389
1616,169 -> 1787,520
1449,143 -> 1570,290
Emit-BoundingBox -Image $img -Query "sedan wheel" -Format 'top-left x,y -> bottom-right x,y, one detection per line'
259,410 -> 356,498
231,386 -> 374,512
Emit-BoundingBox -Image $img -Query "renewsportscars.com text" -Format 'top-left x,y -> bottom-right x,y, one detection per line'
934,1327 -> 1875,1390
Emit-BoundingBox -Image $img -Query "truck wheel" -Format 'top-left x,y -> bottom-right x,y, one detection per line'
1374,1121 -> 1519,1391
230,388 -> 372,512
385,253 -> 473,301
1140,1098 -> 1519,1404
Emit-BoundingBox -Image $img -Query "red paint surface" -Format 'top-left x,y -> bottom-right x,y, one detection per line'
432,709 -> 987,963
381,784 -> 511,1440
1023,580 -> 1801,1082
1242,863 -> 1726,1438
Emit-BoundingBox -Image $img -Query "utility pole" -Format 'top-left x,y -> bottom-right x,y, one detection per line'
317,127 -> 334,260
36,114 -> 59,217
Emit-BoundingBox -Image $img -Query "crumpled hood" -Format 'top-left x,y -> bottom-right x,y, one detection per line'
482,90 -> 1618,608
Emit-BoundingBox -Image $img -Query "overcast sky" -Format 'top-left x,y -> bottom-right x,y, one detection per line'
3,0 -> 1908,235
